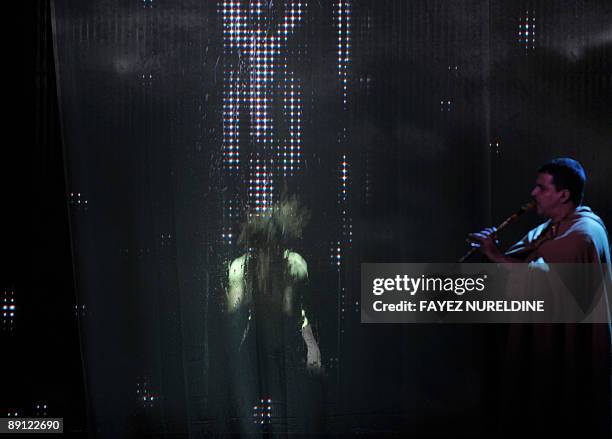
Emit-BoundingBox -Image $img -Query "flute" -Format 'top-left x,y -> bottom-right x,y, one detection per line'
458,201 -> 536,263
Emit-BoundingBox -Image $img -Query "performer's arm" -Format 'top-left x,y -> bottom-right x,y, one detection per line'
301,310 -> 321,370
287,251 -> 322,371
227,255 -> 246,313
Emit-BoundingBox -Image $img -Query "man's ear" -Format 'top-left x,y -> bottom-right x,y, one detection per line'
560,189 -> 571,204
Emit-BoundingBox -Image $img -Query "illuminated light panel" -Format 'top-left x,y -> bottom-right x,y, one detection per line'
220,1 -> 307,200
332,155 -> 352,270
136,376 -> 157,409
222,70 -> 242,173
74,303 -> 86,317
2,289 -> 16,332
222,228 -> 234,245
222,198 -> 240,245
518,10 -> 536,50
489,139 -> 502,155
252,397 -> 274,424
440,99 -> 452,112
280,75 -> 302,176
221,1 -> 248,173
338,155 -> 349,203
248,157 -> 275,214
69,192 -> 89,211
334,1 -> 351,107
330,239 -> 343,268
34,402 -> 48,417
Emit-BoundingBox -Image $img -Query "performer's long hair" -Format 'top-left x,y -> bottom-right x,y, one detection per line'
238,195 -> 310,298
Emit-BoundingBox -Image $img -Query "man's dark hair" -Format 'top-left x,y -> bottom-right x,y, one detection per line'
538,158 -> 586,206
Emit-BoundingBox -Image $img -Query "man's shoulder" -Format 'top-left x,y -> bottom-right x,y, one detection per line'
568,207 -> 609,243
573,206 -> 606,229
229,254 -> 247,279
284,250 -> 308,279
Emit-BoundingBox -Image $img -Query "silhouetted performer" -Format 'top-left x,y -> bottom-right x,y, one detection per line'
226,197 -> 322,437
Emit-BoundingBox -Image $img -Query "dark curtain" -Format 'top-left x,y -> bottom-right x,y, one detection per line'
51,1 -> 611,437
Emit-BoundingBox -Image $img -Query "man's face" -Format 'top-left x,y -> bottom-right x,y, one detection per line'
530,172 -> 569,218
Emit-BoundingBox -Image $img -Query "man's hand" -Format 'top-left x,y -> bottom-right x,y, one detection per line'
467,227 -> 505,262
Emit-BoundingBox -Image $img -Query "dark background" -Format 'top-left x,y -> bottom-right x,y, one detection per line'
6,1 -> 611,438
3,0 -> 86,436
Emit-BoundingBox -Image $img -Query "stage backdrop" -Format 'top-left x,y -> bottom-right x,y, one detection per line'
52,1 -> 611,437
